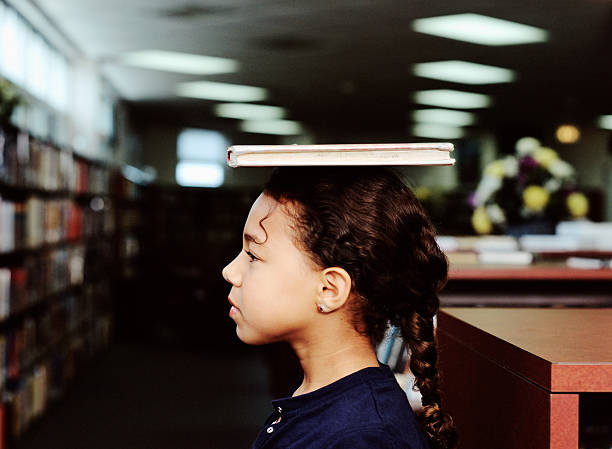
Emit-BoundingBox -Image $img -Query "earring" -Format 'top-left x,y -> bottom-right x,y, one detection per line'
317,304 -> 327,313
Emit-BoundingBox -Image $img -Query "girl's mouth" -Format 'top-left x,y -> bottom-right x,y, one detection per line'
228,297 -> 240,316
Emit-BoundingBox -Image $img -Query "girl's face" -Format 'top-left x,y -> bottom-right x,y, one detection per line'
222,193 -> 321,345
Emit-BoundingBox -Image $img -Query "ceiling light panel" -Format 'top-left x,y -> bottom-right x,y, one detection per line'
411,123 -> 465,139
598,115 -> 612,130
413,60 -> 516,84
118,50 -> 239,75
176,81 -> 268,102
176,161 -> 224,188
214,103 -> 287,120
412,108 -> 476,126
240,119 -> 303,135
413,89 -> 492,109
412,13 -> 548,46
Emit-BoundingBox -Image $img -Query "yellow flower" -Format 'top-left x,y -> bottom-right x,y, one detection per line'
472,207 -> 493,235
484,160 -> 505,178
566,192 -> 589,218
414,186 -> 431,201
523,185 -> 550,212
533,147 -> 559,168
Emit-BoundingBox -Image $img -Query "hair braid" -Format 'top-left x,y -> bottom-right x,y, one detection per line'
401,310 -> 457,449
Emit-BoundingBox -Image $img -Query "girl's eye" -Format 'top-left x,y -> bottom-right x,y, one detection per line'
245,250 -> 258,263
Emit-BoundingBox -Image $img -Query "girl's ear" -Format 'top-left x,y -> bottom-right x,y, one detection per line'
317,267 -> 352,312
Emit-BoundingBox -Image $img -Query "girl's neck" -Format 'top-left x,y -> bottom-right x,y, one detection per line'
291,335 -> 379,397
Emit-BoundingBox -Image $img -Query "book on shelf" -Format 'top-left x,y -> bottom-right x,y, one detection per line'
478,251 -> 534,266
518,234 -> 581,252
0,269 -> 9,319
556,220 -> 612,251
0,195 -> 114,253
0,200 -> 15,252
227,142 -> 455,167
566,257 -> 612,270
436,235 -> 519,253
1,124 -> 110,194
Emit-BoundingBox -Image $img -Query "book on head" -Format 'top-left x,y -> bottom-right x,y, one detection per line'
227,143 -> 455,167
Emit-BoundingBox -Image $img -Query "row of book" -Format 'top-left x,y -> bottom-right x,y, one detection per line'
4,362 -> 49,444
0,310 -> 112,444
0,126 -> 109,194
0,197 -> 114,253
0,282 -> 111,389
0,246 -> 85,320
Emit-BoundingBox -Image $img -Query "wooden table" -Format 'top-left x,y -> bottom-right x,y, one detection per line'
437,308 -> 612,449
448,265 -> 612,281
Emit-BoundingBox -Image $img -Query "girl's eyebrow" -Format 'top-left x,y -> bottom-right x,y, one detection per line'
244,231 -> 265,246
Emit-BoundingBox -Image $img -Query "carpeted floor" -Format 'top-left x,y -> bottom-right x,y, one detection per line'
13,342 -> 275,449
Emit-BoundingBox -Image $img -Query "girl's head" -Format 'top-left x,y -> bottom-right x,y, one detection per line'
223,166 -> 457,449
262,166 -> 448,345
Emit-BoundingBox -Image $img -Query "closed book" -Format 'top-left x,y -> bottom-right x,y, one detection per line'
0,201 -> 15,253
478,251 -> 534,266
0,269 -> 10,320
26,198 -> 43,248
227,142 -> 454,167
518,235 -> 580,252
474,236 -> 519,252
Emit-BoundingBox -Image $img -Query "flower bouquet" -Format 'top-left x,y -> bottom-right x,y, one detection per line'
469,137 -> 589,235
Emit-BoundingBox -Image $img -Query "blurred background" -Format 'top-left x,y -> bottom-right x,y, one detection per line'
0,1 -> 611,448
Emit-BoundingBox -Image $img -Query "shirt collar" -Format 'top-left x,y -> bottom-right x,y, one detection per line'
271,363 -> 393,413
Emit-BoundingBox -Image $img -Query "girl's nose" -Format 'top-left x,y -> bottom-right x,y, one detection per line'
222,254 -> 241,286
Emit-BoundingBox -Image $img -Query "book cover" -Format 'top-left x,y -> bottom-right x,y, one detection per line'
227,142 -> 455,167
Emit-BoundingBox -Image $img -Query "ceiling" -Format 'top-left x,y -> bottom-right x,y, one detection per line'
34,0 -> 612,140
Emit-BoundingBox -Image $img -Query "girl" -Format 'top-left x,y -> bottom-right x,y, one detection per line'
222,166 -> 457,449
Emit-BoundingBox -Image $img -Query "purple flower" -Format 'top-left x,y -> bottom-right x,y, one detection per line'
467,192 -> 477,208
519,156 -> 539,174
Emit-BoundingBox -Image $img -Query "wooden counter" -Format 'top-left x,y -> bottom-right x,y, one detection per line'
437,308 -> 612,449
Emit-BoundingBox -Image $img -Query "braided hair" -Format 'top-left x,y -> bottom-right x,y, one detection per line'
263,166 -> 457,449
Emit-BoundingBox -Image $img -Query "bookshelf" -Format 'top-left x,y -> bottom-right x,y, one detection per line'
0,120 -> 115,448
128,184 -> 258,348
108,169 -> 147,342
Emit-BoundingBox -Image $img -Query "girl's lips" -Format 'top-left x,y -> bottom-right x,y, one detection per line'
228,297 -> 240,317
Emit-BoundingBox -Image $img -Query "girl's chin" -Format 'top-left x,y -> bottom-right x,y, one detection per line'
235,327 -> 275,346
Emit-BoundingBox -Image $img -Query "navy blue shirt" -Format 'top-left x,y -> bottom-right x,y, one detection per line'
251,364 -> 429,449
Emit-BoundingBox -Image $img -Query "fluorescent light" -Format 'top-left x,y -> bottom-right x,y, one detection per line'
412,108 -> 476,126
412,13 -> 548,46
240,120 -> 303,135
176,81 -> 268,102
413,60 -> 515,84
176,161 -> 224,187
414,89 -> 492,109
177,128 -> 229,161
411,123 -> 465,139
214,103 -> 287,120
598,115 -> 612,130
118,50 -> 238,75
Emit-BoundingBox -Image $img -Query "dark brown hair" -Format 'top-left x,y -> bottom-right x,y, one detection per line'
263,166 -> 457,449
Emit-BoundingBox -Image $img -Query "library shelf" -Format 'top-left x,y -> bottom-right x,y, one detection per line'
0,121 -> 116,448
